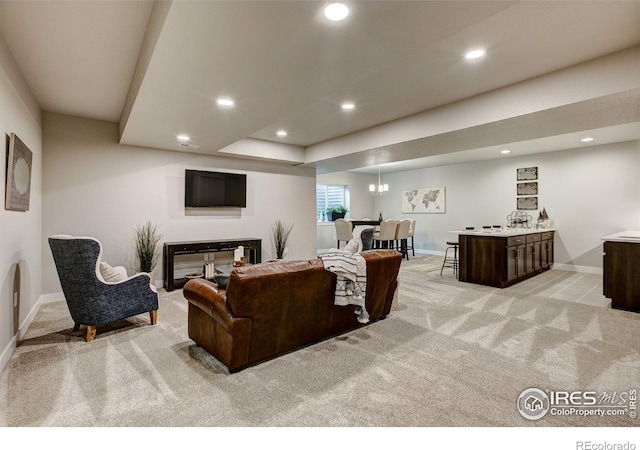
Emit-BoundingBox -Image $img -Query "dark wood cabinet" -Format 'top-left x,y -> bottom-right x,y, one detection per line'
603,240 -> 640,312
460,231 -> 554,288
163,238 -> 261,291
541,231 -> 554,269
525,233 -> 542,274
507,244 -> 526,282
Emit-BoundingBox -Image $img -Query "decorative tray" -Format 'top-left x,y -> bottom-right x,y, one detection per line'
184,273 -> 204,279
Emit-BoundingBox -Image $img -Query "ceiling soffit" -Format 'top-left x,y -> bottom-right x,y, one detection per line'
310,89 -> 640,174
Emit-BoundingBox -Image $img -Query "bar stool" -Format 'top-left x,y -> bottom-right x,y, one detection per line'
440,241 -> 459,278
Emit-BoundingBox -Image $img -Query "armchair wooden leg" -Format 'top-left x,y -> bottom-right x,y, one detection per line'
150,309 -> 158,325
85,326 -> 96,342
73,322 -> 81,332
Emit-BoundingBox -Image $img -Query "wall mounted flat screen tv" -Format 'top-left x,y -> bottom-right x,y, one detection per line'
185,169 -> 247,208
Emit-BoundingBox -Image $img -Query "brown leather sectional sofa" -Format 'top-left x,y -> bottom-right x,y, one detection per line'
183,249 -> 403,372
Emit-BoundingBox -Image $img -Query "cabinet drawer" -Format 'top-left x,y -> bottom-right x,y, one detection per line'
507,236 -> 525,246
526,233 -> 541,243
541,232 -> 554,240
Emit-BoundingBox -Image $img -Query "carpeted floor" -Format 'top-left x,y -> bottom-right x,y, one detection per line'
1,256 -> 639,427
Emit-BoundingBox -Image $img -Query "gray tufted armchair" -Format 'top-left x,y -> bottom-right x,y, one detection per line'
48,235 -> 159,342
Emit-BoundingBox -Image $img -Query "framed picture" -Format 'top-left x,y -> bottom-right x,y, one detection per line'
517,182 -> 538,196
5,133 -> 33,211
517,167 -> 538,181
401,186 -> 445,213
517,197 -> 538,210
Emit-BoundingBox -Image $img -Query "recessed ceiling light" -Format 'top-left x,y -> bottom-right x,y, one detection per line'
341,102 -> 355,111
464,48 -> 486,60
177,134 -> 190,142
580,137 -> 595,142
500,149 -> 511,154
216,97 -> 234,107
324,3 -> 350,21
277,130 -> 288,137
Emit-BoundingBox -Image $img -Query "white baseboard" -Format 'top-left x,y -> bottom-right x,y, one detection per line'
40,292 -> 65,304
413,250 -> 602,274
551,263 -> 602,275
414,249 -> 445,257
0,335 -> 17,376
0,291 -> 60,374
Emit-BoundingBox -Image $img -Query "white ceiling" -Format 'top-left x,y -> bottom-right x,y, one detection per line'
1,0 -> 639,174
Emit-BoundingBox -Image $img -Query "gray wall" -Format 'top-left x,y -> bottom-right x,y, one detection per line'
367,140 -> 640,270
42,113 -> 318,294
0,33 -> 42,366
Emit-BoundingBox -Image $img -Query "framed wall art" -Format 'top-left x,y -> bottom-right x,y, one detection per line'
517,196 -> 538,210
401,186 -> 445,213
517,167 -> 538,181
517,182 -> 538,196
5,133 -> 33,211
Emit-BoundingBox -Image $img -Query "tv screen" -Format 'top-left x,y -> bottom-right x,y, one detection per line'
185,169 -> 247,208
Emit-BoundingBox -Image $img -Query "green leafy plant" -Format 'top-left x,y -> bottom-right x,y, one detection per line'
134,221 -> 163,273
272,220 -> 293,259
326,205 -> 349,214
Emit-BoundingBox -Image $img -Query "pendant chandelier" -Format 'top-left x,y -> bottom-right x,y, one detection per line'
369,167 -> 389,195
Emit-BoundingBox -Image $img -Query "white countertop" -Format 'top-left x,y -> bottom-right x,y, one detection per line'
451,227 -> 556,237
601,230 -> 640,243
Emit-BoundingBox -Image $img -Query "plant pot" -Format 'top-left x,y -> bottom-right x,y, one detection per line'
328,212 -> 346,221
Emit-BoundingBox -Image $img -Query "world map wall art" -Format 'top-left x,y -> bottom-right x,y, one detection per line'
401,186 -> 446,214
5,133 -> 33,211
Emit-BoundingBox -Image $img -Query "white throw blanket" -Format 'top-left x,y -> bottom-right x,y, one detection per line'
342,225 -> 372,253
319,251 -> 369,323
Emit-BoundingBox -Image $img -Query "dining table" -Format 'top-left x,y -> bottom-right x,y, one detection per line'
350,219 -> 381,229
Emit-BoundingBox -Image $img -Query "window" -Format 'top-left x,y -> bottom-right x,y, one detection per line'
316,184 -> 348,221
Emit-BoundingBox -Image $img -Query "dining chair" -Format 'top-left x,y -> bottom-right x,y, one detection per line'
334,218 -> 353,249
407,219 -> 416,256
373,219 -> 398,249
395,219 -> 412,260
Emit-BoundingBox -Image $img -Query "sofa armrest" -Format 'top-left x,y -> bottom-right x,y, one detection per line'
183,278 -> 245,335
184,278 -> 253,372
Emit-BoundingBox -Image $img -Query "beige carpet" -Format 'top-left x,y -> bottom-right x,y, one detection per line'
1,256 -> 639,427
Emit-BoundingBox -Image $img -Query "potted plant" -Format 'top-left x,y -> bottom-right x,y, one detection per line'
326,205 -> 349,221
272,219 -> 293,259
134,221 -> 163,279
